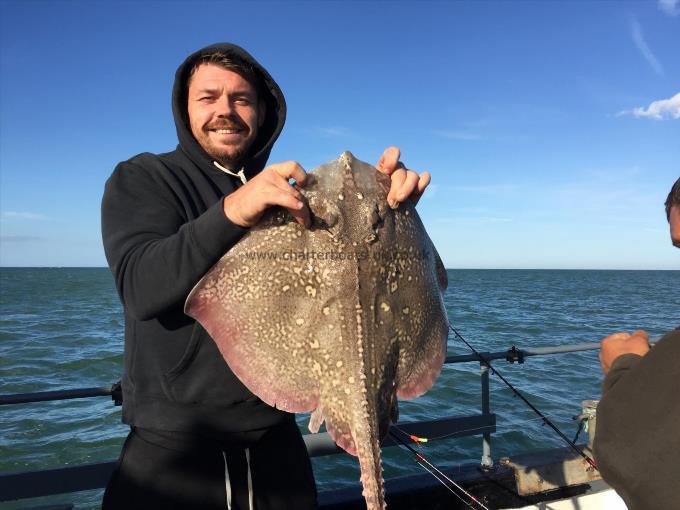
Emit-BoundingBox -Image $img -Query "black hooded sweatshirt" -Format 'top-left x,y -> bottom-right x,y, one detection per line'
101,43 -> 290,437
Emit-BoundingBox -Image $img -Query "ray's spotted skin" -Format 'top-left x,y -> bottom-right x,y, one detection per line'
185,152 -> 449,510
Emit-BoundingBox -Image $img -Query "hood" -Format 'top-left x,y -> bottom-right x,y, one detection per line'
171,42 -> 286,179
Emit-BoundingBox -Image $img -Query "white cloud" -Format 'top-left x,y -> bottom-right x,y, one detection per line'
0,235 -> 43,243
482,217 -> 513,223
1,211 -> 47,220
658,0 -> 680,16
451,184 -> 518,194
618,92 -> 680,120
630,17 -> 664,76
432,129 -> 483,141
554,167 -> 662,220
315,126 -> 353,137
434,215 -> 513,224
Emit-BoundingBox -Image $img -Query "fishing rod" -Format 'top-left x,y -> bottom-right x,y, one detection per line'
448,324 -> 598,471
388,427 -> 492,510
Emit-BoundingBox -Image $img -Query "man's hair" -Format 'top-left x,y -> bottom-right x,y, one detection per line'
187,51 -> 265,98
665,177 -> 680,221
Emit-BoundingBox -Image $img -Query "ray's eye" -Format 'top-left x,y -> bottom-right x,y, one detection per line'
371,204 -> 384,229
312,215 -> 329,229
312,211 -> 338,230
364,232 -> 378,244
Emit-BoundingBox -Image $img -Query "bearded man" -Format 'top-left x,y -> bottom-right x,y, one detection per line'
101,43 -> 430,510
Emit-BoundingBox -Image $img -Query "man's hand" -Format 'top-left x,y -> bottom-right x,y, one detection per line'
223,161 -> 311,228
376,147 -> 430,209
599,330 -> 651,375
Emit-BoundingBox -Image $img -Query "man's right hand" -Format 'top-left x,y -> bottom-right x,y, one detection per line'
223,161 -> 311,228
599,330 -> 651,375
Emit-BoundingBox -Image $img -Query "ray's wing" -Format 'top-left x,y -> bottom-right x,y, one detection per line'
185,211 -> 353,413
385,203 -> 449,400
185,158 -> 355,416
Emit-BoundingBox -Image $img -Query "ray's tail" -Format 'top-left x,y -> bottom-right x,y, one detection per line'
352,403 -> 387,510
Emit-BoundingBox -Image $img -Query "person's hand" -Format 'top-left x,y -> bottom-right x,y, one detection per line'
599,330 -> 651,375
223,161 -> 311,228
376,147 -> 430,209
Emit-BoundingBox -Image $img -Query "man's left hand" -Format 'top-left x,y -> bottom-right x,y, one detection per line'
376,147 -> 430,209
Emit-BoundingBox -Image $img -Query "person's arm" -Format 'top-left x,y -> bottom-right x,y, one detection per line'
102,160 -> 247,321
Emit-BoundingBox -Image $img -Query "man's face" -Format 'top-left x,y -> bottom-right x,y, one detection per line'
670,205 -> 680,249
187,64 -> 264,167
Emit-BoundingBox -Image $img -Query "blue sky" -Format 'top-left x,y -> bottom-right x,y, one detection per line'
1,0 -> 678,269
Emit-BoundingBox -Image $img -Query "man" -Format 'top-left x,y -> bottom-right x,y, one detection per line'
101,43 -> 430,510
670,177 -> 680,248
594,177 -> 680,510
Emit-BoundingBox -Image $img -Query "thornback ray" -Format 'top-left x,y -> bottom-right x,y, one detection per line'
185,151 -> 449,510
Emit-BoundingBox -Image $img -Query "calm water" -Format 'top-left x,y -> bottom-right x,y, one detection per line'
1,268 -> 678,509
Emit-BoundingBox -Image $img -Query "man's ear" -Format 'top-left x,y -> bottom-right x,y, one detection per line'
258,99 -> 266,128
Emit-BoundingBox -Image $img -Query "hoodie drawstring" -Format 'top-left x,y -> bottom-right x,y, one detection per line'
245,448 -> 254,510
222,451 -> 232,510
222,449 -> 254,510
213,161 -> 247,185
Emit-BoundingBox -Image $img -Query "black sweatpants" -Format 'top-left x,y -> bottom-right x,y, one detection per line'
102,419 -> 318,510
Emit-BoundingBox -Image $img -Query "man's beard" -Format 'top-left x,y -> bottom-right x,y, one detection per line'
204,117 -> 254,169
207,145 -> 249,169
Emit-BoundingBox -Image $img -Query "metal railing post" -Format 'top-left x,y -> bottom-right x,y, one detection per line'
480,362 -> 493,469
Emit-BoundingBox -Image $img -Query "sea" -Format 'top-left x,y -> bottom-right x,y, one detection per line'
1,267 -> 678,509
